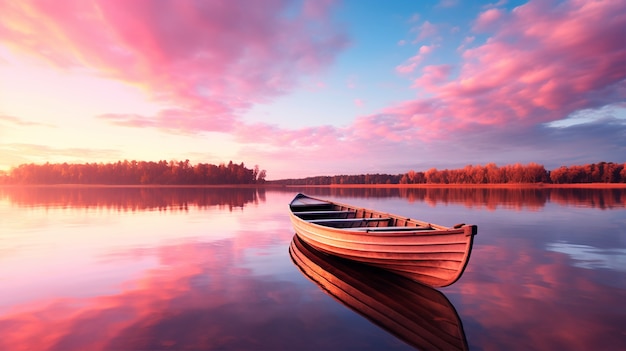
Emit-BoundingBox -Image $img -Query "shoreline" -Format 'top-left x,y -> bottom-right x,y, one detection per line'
281,183 -> 626,189
1,183 -> 626,189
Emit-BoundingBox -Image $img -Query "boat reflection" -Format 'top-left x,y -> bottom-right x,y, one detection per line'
289,235 -> 469,351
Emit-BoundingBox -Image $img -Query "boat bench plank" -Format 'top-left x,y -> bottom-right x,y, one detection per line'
347,226 -> 434,232
295,210 -> 356,215
290,199 -> 332,207
308,218 -> 391,224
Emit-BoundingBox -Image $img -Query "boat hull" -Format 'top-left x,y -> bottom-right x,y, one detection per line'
289,193 -> 477,287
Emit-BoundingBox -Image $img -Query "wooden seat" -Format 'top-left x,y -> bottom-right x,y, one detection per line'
308,218 -> 391,224
295,210 -> 356,216
347,226 -> 434,232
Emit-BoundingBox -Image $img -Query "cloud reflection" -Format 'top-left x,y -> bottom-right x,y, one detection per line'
0,188 -> 624,350
452,238 -> 626,351
546,242 -> 626,273
0,237 -> 369,351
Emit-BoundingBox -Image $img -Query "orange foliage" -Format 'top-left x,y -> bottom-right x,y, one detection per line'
1,160 -> 266,185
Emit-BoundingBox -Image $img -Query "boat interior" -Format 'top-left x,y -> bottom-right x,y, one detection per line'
291,199 -> 439,231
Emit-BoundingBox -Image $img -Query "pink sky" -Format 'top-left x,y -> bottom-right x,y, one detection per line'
1,0 -> 624,179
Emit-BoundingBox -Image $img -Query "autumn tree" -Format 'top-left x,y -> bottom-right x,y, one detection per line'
3,160 -> 265,185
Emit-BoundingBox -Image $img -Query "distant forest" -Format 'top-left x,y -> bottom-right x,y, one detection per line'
0,160 -> 266,185
270,162 -> 626,185
1,160 -> 625,185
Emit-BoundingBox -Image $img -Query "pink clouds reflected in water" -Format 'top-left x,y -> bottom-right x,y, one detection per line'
0,187 -> 625,350
452,240 -> 625,350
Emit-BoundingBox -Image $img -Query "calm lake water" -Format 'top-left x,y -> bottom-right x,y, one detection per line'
1,186 -> 625,351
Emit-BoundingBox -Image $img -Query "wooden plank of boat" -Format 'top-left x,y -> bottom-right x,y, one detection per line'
348,226 -> 437,232
292,210 -> 356,216
307,217 -> 392,227
288,193 -> 477,288
289,235 -> 469,351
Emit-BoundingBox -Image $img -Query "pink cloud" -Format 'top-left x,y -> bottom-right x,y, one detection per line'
0,115 -> 52,127
144,0 -> 625,175
354,98 -> 364,108
351,112 -> 417,143
396,45 -> 437,74
456,36 -> 476,52
302,0 -> 337,19
98,106 -> 235,134
373,0 -> 626,141
474,8 -> 504,31
2,0 -> 623,177
412,64 -> 453,89
419,45 -> 436,55
412,21 -> 439,43
0,0 -> 348,133
395,62 -> 418,74
233,123 -> 346,149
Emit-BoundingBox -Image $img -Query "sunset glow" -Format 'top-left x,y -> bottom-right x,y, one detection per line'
1,0 -> 624,179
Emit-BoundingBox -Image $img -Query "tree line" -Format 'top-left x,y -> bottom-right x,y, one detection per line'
2,160 -> 625,185
0,160 -> 266,185
271,162 -> 626,185
272,173 -> 404,186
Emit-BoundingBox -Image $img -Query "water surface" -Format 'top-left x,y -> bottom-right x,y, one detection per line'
1,186 -> 624,350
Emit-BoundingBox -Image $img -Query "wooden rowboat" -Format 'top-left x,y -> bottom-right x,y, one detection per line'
289,235 -> 469,351
288,193 -> 477,288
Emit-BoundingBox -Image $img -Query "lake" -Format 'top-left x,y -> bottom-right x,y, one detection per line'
1,186 -> 625,350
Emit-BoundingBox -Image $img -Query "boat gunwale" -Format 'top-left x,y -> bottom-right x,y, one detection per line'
289,193 -> 476,235
289,212 -> 471,241
290,219 -> 471,249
